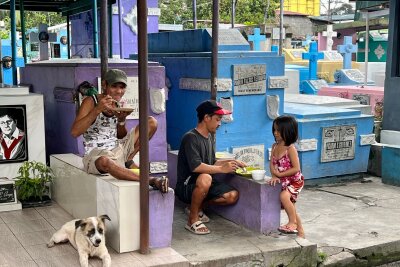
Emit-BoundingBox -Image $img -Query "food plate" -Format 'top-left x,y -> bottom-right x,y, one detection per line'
235,166 -> 261,177
114,107 -> 134,113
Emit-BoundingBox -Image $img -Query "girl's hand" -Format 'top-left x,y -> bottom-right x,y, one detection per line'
268,177 -> 280,186
271,168 -> 281,178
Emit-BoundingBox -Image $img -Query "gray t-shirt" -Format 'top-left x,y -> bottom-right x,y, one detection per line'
177,129 -> 216,186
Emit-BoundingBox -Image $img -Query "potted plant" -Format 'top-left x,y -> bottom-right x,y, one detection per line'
14,161 -> 54,208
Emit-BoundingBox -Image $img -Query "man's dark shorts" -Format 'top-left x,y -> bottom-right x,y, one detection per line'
175,174 -> 236,204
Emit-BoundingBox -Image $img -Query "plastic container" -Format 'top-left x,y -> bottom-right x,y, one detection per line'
251,169 -> 266,181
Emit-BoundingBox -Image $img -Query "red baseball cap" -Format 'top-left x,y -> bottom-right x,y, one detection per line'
196,100 -> 232,116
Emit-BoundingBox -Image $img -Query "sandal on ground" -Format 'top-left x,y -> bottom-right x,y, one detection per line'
278,225 -> 298,234
185,221 -> 210,235
151,176 -> 169,194
184,207 -> 210,223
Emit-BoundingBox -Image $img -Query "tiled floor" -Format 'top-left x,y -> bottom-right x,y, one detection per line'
0,203 -> 188,267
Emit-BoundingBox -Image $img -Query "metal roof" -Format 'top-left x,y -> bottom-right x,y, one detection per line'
0,0 -> 116,16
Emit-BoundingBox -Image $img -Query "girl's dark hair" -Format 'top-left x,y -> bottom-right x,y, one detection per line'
272,115 -> 298,146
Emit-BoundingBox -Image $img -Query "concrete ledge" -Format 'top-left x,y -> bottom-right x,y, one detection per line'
168,150 -> 281,234
50,153 -> 175,253
212,174 -> 281,234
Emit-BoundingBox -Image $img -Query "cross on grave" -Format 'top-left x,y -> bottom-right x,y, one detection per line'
248,28 -> 266,51
322,25 -> 337,51
302,35 -> 312,47
302,41 -> 324,80
29,24 -> 57,61
337,36 -> 358,69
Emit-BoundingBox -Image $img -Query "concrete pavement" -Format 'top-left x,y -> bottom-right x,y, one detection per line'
170,175 -> 400,266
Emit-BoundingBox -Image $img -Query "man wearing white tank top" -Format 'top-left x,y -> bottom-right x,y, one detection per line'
71,69 -> 168,193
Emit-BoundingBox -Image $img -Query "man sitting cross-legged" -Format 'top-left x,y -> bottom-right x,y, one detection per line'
71,69 -> 168,193
175,100 -> 246,234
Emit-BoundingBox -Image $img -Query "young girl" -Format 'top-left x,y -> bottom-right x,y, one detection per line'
268,115 -> 305,238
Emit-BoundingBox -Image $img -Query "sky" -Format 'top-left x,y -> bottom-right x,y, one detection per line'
320,0 -> 356,15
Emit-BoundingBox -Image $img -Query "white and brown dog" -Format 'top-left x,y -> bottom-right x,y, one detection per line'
47,215 -> 111,267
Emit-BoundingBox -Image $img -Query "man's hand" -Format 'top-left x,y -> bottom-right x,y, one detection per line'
220,161 -> 238,173
113,110 -> 132,122
268,177 -> 280,186
96,95 -> 115,113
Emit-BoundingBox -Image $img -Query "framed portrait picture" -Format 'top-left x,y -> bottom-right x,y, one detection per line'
0,105 -> 28,163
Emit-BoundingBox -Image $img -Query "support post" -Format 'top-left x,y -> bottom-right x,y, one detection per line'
20,0 -> 27,64
93,0 -> 99,58
10,0 -> 17,84
193,0 -> 197,29
211,0 -> 219,100
67,15 -> 71,59
279,0 -> 283,56
137,0 -> 150,254
364,11 -> 369,87
100,0 -> 108,79
118,0 -> 124,58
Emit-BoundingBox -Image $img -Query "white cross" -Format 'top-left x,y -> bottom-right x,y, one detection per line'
29,24 -> 57,61
322,25 -> 337,52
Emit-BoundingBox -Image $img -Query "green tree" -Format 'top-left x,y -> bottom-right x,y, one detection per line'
159,0 -> 279,28
2,11 -> 65,33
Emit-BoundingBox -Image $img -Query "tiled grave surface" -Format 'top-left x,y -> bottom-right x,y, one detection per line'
0,203 -> 188,267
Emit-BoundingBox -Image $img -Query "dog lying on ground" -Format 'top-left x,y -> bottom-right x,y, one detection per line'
47,215 -> 111,267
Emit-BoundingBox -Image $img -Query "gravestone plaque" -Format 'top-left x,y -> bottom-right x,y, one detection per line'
352,94 -> 370,105
342,69 -> 365,83
233,64 -> 266,95
323,51 -> 343,61
309,79 -> 329,90
321,125 -> 356,162
179,78 -> 232,92
232,144 -> 264,168
291,50 -> 303,59
0,178 -> 17,204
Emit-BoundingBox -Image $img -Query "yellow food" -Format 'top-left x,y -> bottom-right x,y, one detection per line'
130,168 -> 140,175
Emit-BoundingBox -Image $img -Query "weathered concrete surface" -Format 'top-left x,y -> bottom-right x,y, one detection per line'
171,176 -> 400,266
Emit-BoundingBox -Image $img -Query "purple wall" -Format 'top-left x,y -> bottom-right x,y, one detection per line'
71,0 -> 159,59
20,59 -> 168,163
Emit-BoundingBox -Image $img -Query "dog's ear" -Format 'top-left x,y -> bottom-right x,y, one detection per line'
99,214 -> 111,222
75,220 -> 86,229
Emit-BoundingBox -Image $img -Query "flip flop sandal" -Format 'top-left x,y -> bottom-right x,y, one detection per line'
184,207 -> 210,223
185,220 -> 210,235
278,225 -> 298,234
151,176 -> 169,194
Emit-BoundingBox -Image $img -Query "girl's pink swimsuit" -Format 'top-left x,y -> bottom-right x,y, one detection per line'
272,144 -> 304,202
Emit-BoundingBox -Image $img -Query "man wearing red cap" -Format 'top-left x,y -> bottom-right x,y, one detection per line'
176,100 -> 246,235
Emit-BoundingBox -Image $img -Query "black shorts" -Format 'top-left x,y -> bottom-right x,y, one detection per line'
175,174 -> 236,204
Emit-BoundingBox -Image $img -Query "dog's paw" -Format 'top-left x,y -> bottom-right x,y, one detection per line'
47,241 -> 55,248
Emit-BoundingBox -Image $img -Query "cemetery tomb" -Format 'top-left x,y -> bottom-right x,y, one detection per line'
283,49 -> 360,83
285,103 -> 374,179
358,62 -> 386,87
20,58 -> 168,165
285,93 -> 371,115
357,30 -> 388,63
143,29 -> 284,170
143,29 -> 374,183
1,39 -> 25,85
0,87 -> 46,179
318,85 -> 384,121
